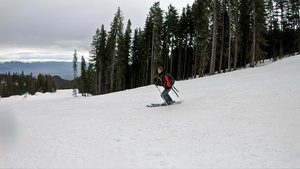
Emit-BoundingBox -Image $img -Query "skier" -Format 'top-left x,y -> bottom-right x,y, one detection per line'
156,67 -> 175,105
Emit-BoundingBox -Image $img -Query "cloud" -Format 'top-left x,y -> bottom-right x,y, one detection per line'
0,0 -> 194,62
0,48 -> 88,62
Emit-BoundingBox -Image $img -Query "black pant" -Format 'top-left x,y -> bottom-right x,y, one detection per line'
161,88 -> 173,104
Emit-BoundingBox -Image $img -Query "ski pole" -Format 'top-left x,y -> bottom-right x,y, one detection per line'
172,87 -> 179,97
172,86 -> 179,92
155,84 -> 162,94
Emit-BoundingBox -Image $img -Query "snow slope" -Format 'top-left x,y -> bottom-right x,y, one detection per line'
1,55 -> 300,168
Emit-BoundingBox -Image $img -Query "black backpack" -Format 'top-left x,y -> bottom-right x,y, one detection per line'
166,73 -> 175,87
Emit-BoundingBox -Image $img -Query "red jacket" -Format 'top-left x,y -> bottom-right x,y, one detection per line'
159,71 -> 174,89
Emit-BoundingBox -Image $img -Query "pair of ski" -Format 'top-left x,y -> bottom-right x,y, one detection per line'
146,101 -> 181,107
148,84 -> 181,107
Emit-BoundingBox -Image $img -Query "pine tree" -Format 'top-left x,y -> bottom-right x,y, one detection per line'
218,0 -> 225,74
239,0 -> 251,68
26,73 -> 35,95
162,4 -> 179,75
5,74 -> 13,97
19,71 -> 25,94
233,0 -> 240,70
193,0 -> 210,77
274,0 -> 289,59
265,0 -> 279,60
90,25 -> 107,95
250,0 -> 267,67
86,61 -> 96,95
286,0 -> 300,54
148,2 -> 163,84
228,0 -> 233,71
0,77 -> 4,97
80,56 -> 87,95
177,8 -> 186,80
122,19 -> 132,89
130,28 -> 141,88
106,7 -> 124,92
99,26 -> 108,94
115,20 -> 131,91
140,18 -> 150,84
178,5 -> 195,80
142,17 -> 152,84
72,49 -> 78,97
185,5 -> 195,79
90,28 -> 101,94
210,0 -> 218,75
250,0 -> 257,67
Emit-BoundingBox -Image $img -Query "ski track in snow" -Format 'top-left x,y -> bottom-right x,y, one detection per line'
0,55 -> 300,168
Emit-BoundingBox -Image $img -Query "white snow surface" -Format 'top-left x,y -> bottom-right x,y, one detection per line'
1,55 -> 300,168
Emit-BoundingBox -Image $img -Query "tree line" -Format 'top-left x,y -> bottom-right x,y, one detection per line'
0,72 -> 57,98
75,0 -> 300,96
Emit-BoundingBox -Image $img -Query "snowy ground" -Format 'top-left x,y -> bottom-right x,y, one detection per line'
1,55 -> 300,168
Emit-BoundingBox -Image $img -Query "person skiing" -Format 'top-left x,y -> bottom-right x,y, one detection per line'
156,67 -> 175,105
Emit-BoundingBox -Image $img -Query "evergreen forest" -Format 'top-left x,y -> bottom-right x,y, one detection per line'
73,0 -> 299,95
0,73 -> 57,98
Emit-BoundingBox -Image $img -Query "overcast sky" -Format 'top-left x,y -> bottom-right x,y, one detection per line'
0,0 -> 194,62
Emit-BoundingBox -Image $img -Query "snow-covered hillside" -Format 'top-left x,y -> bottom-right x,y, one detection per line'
1,55 -> 300,168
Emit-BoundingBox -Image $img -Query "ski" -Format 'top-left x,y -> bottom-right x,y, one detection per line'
146,101 -> 182,107
146,103 -> 162,107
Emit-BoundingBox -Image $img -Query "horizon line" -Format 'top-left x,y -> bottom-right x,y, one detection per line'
0,59 -> 83,63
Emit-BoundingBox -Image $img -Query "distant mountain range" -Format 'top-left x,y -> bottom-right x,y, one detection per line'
0,61 -> 80,80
